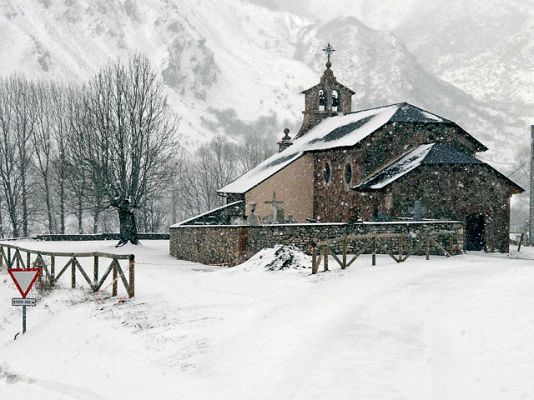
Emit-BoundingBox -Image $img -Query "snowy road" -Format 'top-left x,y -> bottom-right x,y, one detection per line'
1,240 -> 533,399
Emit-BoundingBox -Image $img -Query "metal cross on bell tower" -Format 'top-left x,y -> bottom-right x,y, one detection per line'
322,43 -> 336,65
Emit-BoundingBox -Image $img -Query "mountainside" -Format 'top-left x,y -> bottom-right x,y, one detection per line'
254,0 -> 534,153
0,0 -> 528,165
393,0 -> 534,118
0,0 -> 315,148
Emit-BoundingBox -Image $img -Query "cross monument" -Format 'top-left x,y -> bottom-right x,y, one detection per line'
265,191 -> 284,223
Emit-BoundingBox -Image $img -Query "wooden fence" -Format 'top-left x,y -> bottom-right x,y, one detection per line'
0,243 -> 135,298
311,231 -> 458,274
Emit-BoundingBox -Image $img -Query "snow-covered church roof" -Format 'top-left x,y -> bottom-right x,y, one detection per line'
353,142 -> 523,193
218,103 -> 485,194
353,143 -> 482,191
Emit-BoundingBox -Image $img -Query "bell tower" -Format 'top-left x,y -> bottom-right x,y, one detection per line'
295,44 -> 355,139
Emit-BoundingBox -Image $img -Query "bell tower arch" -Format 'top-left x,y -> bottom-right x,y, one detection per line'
295,44 -> 355,139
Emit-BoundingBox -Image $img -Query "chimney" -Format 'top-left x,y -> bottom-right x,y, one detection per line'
277,128 -> 292,152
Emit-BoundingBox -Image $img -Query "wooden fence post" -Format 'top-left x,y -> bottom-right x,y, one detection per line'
311,244 -> 318,274
112,260 -> 118,297
50,255 -> 55,284
71,257 -> 76,288
372,238 -> 377,266
425,236 -> 430,260
342,238 -> 347,269
323,245 -> 329,272
128,254 -> 135,298
93,256 -> 99,287
26,252 -> 31,269
7,247 -> 11,268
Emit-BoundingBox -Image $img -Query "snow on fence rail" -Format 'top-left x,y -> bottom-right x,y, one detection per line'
0,243 -> 135,298
311,231 -> 457,274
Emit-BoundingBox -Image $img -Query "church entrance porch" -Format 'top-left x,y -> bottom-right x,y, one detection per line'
465,213 -> 485,251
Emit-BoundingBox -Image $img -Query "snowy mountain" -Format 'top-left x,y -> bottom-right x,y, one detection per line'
0,0 -> 529,164
392,0 -> 534,117
255,0 -> 534,156
0,0 -> 314,148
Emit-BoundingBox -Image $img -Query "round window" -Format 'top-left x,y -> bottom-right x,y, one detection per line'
344,162 -> 352,184
323,162 -> 331,183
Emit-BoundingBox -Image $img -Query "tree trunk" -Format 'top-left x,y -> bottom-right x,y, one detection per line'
77,192 -> 83,234
59,179 -> 65,234
21,171 -> 28,237
117,204 -> 138,245
92,209 -> 100,234
44,176 -> 54,234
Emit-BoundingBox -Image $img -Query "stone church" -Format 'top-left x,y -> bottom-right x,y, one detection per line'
217,45 -> 523,253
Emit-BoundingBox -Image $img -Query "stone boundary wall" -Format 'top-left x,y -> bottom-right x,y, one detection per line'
170,221 -> 464,266
33,233 -> 170,241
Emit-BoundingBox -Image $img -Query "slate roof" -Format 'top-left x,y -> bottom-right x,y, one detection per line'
353,142 -> 523,193
218,102 -> 486,194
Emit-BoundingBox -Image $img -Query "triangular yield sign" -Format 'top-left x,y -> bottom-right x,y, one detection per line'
8,268 -> 41,298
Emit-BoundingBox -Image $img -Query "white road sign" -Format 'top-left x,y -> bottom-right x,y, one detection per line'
12,298 -> 37,307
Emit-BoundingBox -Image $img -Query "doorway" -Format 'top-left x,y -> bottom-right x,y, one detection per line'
465,214 -> 485,251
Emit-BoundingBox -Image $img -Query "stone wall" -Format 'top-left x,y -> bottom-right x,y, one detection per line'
389,164 -> 514,252
170,221 -> 463,266
312,122 -> 484,223
33,233 -> 170,241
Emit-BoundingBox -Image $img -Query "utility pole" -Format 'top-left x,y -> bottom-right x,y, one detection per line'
530,126 -> 534,245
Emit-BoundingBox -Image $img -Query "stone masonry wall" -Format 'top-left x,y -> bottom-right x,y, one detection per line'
33,233 -> 170,241
170,221 -> 464,266
313,122 -> 484,223
389,164 -> 513,252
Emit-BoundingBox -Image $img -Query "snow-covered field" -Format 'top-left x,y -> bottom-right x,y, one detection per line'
1,239 -> 534,399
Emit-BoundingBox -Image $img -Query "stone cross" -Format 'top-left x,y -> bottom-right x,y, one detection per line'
322,43 -> 336,63
265,191 -> 284,223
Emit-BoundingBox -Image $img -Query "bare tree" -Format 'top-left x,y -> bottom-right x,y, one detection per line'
0,78 -> 22,236
11,76 -> 36,237
67,87 -> 93,233
237,132 -> 275,174
32,82 -> 56,233
51,84 -> 77,234
177,134 -> 273,220
71,54 -> 177,245
193,135 -> 239,211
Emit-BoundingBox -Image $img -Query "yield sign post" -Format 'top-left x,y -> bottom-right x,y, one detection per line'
8,268 -> 41,334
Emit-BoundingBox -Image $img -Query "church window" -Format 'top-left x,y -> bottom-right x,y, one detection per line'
323,162 -> 331,183
332,90 -> 339,111
344,162 -> 352,184
318,89 -> 326,111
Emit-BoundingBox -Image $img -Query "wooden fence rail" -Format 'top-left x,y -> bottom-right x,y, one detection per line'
0,243 -> 135,298
311,231 -> 458,274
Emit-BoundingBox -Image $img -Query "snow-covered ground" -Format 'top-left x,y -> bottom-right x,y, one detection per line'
1,239 -> 534,399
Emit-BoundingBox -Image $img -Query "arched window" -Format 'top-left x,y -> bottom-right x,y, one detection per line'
318,89 -> 326,111
332,90 -> 339,112
323,162 -> 331,184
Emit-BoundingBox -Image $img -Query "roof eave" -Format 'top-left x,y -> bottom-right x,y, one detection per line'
217,152 -> 306,195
